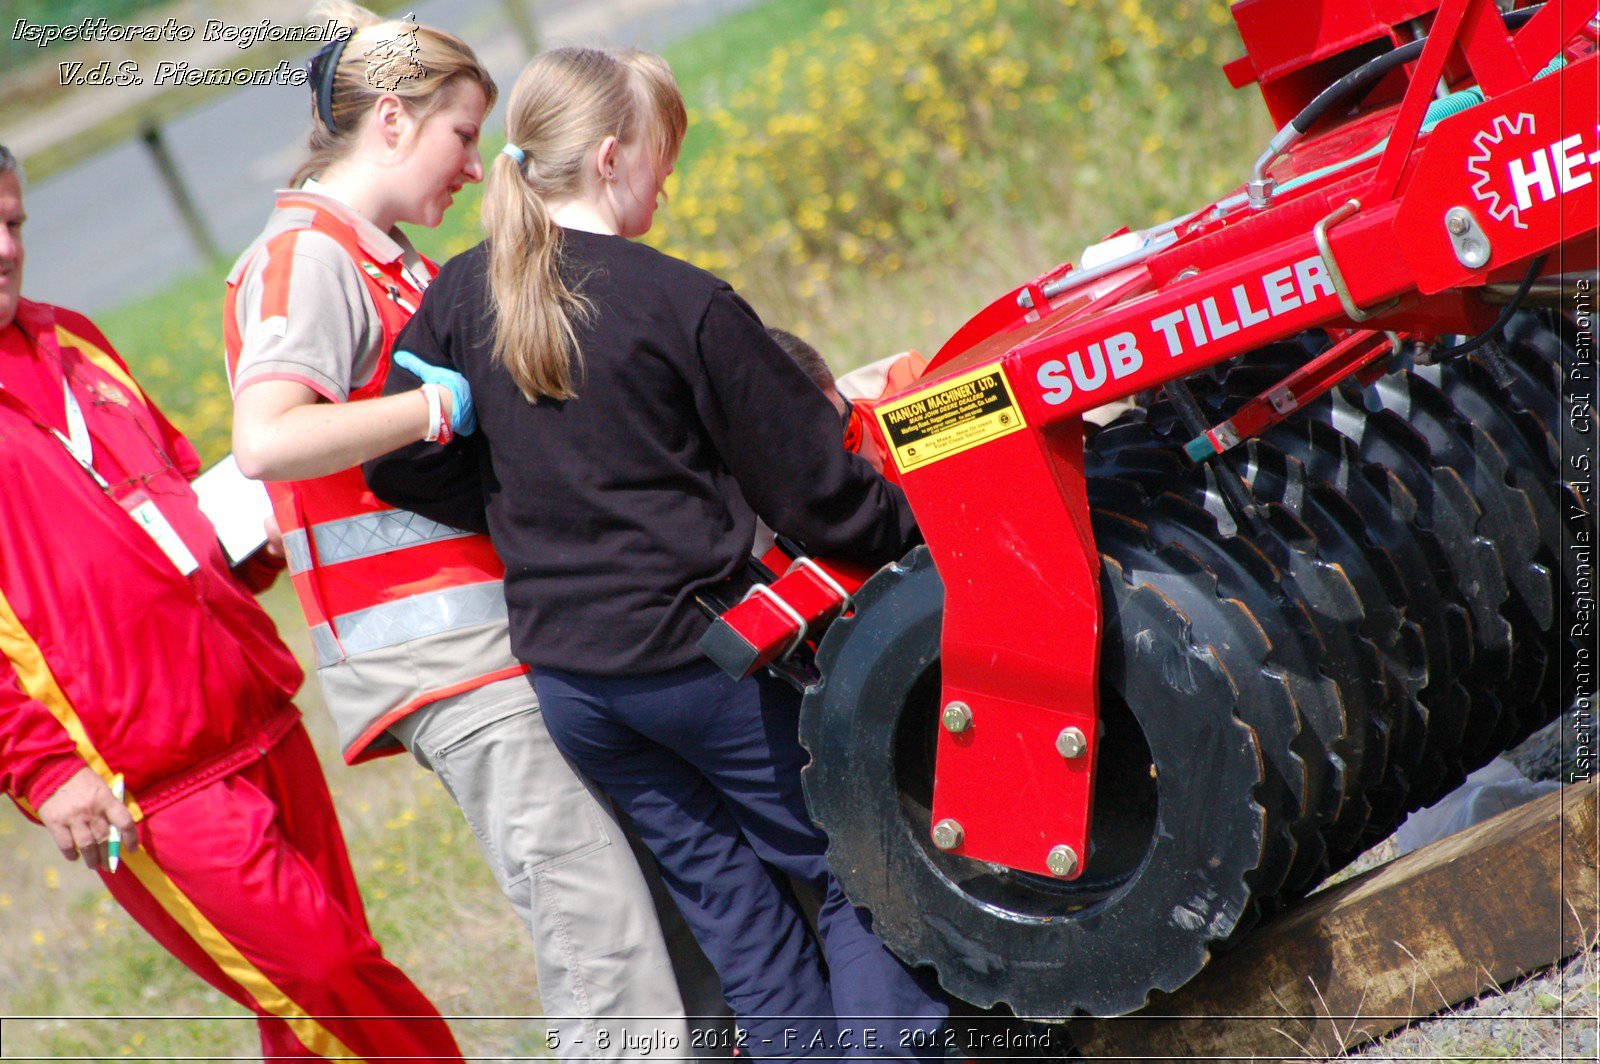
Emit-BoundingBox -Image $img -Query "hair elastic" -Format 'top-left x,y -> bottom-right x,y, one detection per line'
501,144 -> 526,165
308,31 -> 352,133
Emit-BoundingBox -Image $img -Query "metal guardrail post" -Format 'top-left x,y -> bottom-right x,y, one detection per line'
138,122 -> 221,263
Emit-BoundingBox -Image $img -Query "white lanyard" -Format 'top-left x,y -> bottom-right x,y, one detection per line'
364,259 -> 429,315
52,374 -> 108,489
46,363 -> 198,575
59,374 -> 92,467
398,259 -> 431,295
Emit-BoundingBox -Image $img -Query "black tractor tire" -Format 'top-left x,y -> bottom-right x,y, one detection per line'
800,547 -> 1266,1019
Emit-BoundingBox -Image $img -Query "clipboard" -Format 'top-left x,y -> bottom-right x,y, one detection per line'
192,454 -> 274,567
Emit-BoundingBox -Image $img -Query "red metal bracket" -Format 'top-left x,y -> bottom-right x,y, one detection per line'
1370,0 -> 1480,201
1514,1 -> 1600,70
1314,200 -> 1404,322
1394,56 -> 1598,294
1184,330 -> 1396,459
1457,0 -> 1532,96
1369,0 -> 1595,203
886,361 -> 1101,880
698,556 -> 869,680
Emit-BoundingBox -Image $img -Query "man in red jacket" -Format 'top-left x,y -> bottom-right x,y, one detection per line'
0,145 -> 462,1060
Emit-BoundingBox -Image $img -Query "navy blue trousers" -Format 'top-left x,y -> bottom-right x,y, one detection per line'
534,661 -> 947,1061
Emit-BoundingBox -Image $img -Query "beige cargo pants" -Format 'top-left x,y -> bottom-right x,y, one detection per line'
391,676 -> 730,1061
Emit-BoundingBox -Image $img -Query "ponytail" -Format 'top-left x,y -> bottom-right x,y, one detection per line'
484,47 -> 686,403
483,151 -> 591,401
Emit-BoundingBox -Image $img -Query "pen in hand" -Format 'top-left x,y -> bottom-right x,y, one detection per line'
108,773 -> 124,873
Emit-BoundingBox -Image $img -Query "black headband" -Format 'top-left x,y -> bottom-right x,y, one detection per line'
307,31 -> 352,133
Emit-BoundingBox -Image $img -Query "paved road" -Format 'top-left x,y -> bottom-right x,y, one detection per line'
21,0 -> 757,313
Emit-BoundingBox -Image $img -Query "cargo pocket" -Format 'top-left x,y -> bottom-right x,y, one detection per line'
429,706 -> 612,890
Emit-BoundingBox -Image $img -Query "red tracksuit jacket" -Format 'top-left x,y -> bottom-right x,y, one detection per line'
0,298 -> 302,818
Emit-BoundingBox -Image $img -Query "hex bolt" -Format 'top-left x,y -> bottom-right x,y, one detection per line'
1046,844 -> 1079,878
1055,726 -> 1087,759
1246,175 -> 1276,210
941,701 -> 973,735
931,819 -> 965,851
1445,207 -> 1492,269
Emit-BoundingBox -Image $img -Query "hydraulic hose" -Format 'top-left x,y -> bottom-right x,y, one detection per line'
1294,5 -> 1542,137
1435,255 -> 1549,359
1272,55 -> 1564,197
1249,4 -> 1545,206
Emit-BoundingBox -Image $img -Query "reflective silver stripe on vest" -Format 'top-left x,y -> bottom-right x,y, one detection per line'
310,622 -> 343,669
283,510 -> 476,576
283,530 -> 314,576
310,581 -> 509,668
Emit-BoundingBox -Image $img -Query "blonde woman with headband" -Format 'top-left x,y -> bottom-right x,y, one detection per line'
366,47 -> 950,1058
224,6 -> 714,1055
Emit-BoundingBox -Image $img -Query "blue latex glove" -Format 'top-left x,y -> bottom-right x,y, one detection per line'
393,350 -> 476,436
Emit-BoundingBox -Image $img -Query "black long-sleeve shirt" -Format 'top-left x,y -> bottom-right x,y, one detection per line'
365,229 -> 919,675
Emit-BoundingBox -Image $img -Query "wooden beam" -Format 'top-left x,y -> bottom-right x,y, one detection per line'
1073,778 -> 1599,1063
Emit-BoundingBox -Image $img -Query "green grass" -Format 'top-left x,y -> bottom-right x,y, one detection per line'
667,0 -> 837,169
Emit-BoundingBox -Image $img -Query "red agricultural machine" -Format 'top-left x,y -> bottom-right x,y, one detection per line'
704,0 -> 1598,1019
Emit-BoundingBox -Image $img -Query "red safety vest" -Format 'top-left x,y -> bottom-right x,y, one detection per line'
224,198 -> 523,761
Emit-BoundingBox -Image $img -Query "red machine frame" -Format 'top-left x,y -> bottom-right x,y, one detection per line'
713,0 -> 1598,878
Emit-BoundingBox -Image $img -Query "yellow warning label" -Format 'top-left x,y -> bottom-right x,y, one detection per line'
875,363 -> 1028,473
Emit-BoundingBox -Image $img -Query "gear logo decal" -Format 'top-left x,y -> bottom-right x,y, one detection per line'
1467,112 -> 1538,230
1466,111 -> 1599,232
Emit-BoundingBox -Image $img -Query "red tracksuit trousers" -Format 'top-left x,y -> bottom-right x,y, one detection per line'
99,722 -> 461,1060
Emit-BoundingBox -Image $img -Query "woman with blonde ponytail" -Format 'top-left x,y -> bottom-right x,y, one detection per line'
368,47 -> 950,1057
225,7 -> 712,1058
